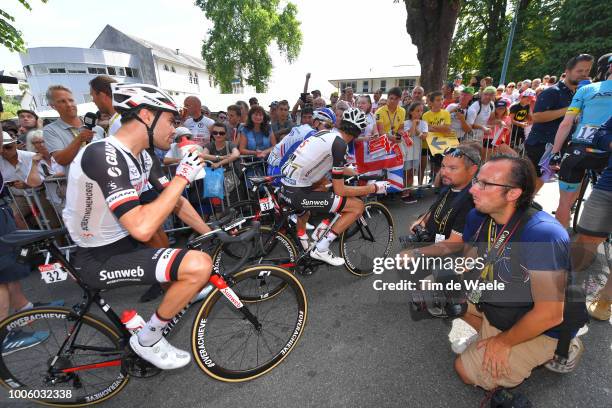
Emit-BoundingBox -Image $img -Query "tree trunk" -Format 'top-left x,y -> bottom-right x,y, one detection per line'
481,0 -> 507,80
404,0 -> 461,93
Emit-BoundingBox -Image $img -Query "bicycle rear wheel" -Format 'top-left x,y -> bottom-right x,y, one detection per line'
340,201 -> 394,276
0,307 -> 128,406
191,266 -> 307,382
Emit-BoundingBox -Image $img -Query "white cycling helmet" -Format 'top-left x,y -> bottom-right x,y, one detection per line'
312,107 -> 336,125
342,107 -> 368,130
111,83 -> 178,114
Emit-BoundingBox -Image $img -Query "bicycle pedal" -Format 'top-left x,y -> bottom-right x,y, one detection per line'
124,354 -> 162,378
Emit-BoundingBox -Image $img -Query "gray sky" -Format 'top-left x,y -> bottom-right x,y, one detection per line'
1,0 -> 418,97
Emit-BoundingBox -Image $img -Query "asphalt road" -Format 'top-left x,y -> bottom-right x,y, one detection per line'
2,181 -> 610,408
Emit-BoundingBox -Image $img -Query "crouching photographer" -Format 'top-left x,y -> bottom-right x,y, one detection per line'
455,155 -> 588,391
400,145 -> 481,318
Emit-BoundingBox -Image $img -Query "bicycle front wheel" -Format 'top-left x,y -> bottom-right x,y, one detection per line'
191,265 -> 307,382
0,307 -> 128,407
340,201 -> 394,276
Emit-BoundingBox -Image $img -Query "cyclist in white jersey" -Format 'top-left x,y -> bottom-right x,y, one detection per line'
279,108 -> 389,265
63,83 -> 212,370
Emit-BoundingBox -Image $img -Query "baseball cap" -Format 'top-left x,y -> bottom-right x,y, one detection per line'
483,86 -> 497,94
16,109 -> 39,120
269,101 -> 278,107
495,99 -> 509,109
2,131 -> 16,146
521,89 -> 536,98
174,127 -> 192,140
462,86 -> 475,95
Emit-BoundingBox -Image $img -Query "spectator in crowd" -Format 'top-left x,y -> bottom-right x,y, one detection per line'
236,100 -> 249,123
483,99 -> 513,159
217,111 -> 227,122
334,100 -> 350,127
357,95 -> 379,139
423,91 -> 452,183
291,93 -> 313,124
0,143 -> 54,352
313,97 -> 326,109
202,121 -> 241,202
531,78 -> 542,90
376,87 -> 405,138
329,91 -> 339,109
480,76 -> 494,93
543,74 -> 550,84
226,104 -> 243,145
89,75 -> 120,137
311,89 -> 321,99
466,86 -> 496,142
509,92 -> 532,149
525,54 -> 594,192
16,109 -> 39,145
496,85 -> 505,100
402,94 -> 412,109
447,86 -> 475,141
0,131 -> 43,229
43,85 -> 96,167
342,86 -> 356,107
519,79 -> 531,94
456,155 -> 585,390
372,88 -> 383,111
272,100 -> 295,135
502,83 -> 518,103
548,75 -> 557,86
248,97 -> 259,107
443,83 -> 455,108
401,101 -> 429,202
182,96 -> 214,146
268,101 -> 278,123
412,86 -> 425,104
468,76 -> 479,89
454,74 -> 464,91
239,105 -> 277,158
300,105 -> 314,126
377,98 -> 387,108
162,127 -> 192,165
29,130 -> 66,212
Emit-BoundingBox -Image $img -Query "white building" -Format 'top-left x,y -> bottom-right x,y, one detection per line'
328,64 -> 421,94
20,46 -> 142,110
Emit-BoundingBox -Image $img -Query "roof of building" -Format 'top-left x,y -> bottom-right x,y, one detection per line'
94,25 -> 207,70
328,64 -> 421,83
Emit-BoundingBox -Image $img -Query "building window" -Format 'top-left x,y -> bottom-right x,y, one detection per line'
131,68 -> 139,78
340,81 -> 357,92
398,78 -> 416,91
125,67 -> 137,77
188,70 -> 193,84
24,66 -> 32,76
163,64 -> 169,71
87,67 -> 106,75
231,82 -> 243,94
49,67 -> 66,74
118,67 -> 126,76
380,80 -> 387,92
39,93 -> 47,106
193,72 -> 199,85
107,66 -> 116,75
362,80 -> 369,93
171,66 -> 176,73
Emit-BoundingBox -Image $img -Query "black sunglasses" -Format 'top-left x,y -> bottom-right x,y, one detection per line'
211,131 -> 226,136
444,147 -> 480,165
471,177 -> 517,190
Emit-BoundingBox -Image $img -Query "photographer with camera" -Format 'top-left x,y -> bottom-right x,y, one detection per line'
401,145 -> 481,315
455,155 -> 587,391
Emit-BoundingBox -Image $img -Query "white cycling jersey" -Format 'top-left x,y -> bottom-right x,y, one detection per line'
62,136 -> 169,247
268,124 -> 316,167
281,130 -> 347,187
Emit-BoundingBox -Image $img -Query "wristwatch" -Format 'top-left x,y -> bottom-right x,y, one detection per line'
215,155 -> 220,161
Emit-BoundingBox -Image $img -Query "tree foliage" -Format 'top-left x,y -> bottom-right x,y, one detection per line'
0,1 -> 48,53
195,0 -> 302,93
448,0 -> 611,84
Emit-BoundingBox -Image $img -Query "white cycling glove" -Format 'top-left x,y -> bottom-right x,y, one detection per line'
374,181 -> 390,194
176,149 -> 205,183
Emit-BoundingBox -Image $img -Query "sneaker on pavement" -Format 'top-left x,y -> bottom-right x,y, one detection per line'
2,330 -> 50,356
587,297 -> 611,321
129,335 -> 191,370
544,337 -> 584,373
401,194 -> 417,204
309,248 -> 345,266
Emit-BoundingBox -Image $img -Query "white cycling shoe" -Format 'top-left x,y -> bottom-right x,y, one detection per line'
309,247 -> 345,266
129,335 -> 191,370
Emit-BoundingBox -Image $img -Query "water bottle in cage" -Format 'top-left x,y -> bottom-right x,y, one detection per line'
120,310 -> 146,335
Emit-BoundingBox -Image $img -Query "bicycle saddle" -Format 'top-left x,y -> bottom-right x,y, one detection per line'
0,228 -> 67,247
